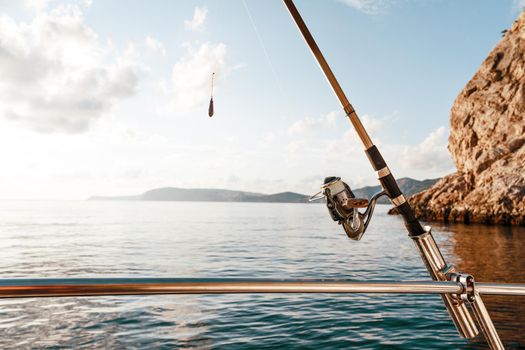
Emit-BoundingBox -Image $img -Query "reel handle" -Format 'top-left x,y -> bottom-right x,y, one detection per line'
341,198 -> 368,209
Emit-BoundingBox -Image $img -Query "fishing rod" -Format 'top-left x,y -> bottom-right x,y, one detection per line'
282,1 -> 503,348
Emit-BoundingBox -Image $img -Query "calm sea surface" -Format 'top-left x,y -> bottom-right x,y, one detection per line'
0,201 -> 523,349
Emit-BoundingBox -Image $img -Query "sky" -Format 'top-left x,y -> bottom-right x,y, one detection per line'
0,0 -> 522,200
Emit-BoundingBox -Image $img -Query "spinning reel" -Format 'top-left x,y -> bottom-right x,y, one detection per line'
310,177 -> 386,241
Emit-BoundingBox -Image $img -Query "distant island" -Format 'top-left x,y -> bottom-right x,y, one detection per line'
89,177 -> 439,204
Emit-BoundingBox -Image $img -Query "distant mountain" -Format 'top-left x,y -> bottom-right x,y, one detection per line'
352,177 -> 440,204
89,188 -> 310,203
89,178 -> 439,204
139,188 -> 265,202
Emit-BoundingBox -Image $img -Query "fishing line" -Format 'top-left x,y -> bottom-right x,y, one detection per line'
241,0 -> 295,117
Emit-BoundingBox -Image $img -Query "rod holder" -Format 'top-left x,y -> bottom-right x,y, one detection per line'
471,292 -> 504,350
411,227 -> 479,339
450,273 -> 504,350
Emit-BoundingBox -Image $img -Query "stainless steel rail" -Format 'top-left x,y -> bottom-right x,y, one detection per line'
477,283 -> 525,296
0,278 -> 524,298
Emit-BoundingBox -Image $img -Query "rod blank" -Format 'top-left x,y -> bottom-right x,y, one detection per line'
282,0 -> 373,148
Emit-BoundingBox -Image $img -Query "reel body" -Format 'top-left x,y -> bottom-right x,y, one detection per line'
311,177 -> 385,241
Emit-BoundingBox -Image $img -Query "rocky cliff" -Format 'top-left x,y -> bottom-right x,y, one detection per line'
405,12 -> 525,225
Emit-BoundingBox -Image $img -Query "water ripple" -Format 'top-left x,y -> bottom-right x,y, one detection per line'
0,201 -> 523,348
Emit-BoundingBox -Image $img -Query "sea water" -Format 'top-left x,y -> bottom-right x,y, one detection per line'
0,201 -> 523,349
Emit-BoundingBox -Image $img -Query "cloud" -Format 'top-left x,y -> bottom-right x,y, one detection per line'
398,126 -> 454,172
19,0 -> 52,12
337,0 -> 396,15
513,0 -> 525,10
145,35 -> 166,56
361,114 -> 385,134
165,42 -> 227,112
287,111 -> 338,136
258,131 -> 276,147
1,0 -> 92,12
0,5 -> 144,133
184,6 -> 207,31
326,114 -> 384,151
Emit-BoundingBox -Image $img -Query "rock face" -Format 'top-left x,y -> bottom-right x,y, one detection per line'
407,12 -> 525,225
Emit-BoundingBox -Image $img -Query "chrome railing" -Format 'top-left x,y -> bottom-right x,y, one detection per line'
1,278 -> 524,297
1,277 -> 523,349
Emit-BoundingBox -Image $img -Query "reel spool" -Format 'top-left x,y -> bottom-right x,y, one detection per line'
310,177 -> 385,241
